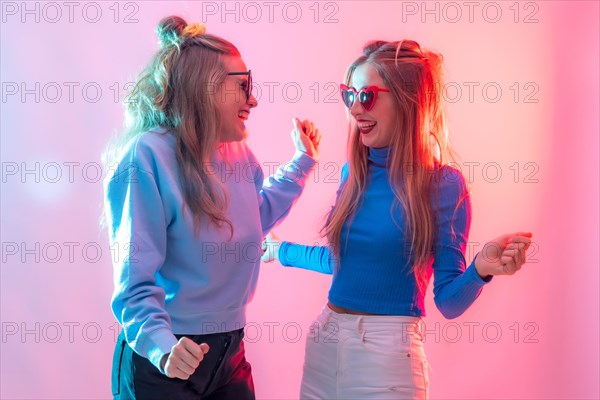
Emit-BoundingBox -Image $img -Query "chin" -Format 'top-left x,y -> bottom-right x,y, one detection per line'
360,135 -> 375,148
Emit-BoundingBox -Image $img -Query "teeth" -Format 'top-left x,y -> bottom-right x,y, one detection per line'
359,122 -> 376,129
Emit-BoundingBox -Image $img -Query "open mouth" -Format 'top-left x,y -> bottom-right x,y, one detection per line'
238,110 -> 249,121
358,121 -> 376,134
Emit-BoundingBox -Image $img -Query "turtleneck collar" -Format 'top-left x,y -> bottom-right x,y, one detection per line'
368,146 -> 391,167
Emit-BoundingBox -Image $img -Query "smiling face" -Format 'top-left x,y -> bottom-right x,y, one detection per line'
215,55 -> 258,142
349,62 -> 396,148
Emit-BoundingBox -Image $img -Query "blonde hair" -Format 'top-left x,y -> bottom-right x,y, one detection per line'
102,16 -> 241,237
324,40 -> 466,292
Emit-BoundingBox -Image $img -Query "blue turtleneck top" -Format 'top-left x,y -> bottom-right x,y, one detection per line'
278,147 -> 492,318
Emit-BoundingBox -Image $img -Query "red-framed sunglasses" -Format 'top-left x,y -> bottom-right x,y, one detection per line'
340,84 -> 390,112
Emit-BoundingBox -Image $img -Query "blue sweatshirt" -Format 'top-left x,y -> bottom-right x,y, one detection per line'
279,146 -> 491,319
104,127 -> 315,371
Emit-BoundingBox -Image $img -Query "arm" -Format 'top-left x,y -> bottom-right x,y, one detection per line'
262,162 -> 348,274
431,170 -> 492,319
253,150 -> 317,235
250,118 -> 319,235
278,241 -> 335,274
104,157 -> 178,372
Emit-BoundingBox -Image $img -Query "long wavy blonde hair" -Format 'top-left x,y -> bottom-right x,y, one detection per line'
102,15 -> 240,236
324,40 -> 465,290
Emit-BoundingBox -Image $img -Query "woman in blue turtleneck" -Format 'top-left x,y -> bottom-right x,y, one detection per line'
262,40 -> 533,400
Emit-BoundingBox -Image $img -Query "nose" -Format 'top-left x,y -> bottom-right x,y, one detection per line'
349,96 -> 363,118
247,92 -> 258,108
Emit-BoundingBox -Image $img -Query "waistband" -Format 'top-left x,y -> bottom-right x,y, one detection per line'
322,305 -> 423,329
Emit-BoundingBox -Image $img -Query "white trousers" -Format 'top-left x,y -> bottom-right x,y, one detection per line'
300,306 -> 431,400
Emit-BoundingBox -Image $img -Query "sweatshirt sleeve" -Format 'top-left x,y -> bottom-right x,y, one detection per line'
431,168 -> 493,319
249,149 -> 316,235
278,242 -> 336,274
104,148 -> 178,373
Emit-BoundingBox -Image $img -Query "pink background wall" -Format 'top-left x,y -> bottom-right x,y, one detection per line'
1,1 -> 598,399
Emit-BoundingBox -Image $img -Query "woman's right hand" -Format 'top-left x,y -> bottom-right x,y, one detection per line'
474,232 -> 533,278
291,117 -> 321,160
160,337 -> 210,379
261,231 -> 282,263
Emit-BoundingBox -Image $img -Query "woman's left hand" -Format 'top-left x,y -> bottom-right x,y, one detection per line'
474,232 -> 533,278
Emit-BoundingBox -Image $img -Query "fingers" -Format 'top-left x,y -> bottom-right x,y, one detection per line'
291,117 -> 320,159
295,118 -> 318,139
177,338 -> 203,368
500,247 -> 526,274
313,129 -> 321,146
509,234 -> 533,252
508,235 -> 532,245
494,231 -> 532,246
199,343 -> 210,354
164,338 -> 209,380
261,231 -> 281,262
180,337 -> 205,359
164,355 -> 193,380
509,231 -> 533,238
302,119 -> 315,137
260,249 -> 271,263
261,239 -> 267,255
500,255 -> 516,275
504,242 -> 529,265
293,118 -> 313,137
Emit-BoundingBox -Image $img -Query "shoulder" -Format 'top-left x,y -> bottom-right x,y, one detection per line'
120,129 -> 176,173
104,128 -> 177,186
132,128 -> 176,162
433,164 -> 469,198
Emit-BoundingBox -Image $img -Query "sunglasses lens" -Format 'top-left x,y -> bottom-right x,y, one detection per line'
359,89 -> 375,111
341,89 -> 355,108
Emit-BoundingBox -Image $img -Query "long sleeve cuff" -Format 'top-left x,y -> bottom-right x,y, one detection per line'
287,150 -> 317,179
467,253 -> 494,284
137,327 -> 179,374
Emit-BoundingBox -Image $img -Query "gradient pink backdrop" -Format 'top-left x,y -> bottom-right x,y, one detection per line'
1,1 -> 598,399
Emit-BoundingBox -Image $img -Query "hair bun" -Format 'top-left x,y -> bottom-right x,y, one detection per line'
156,15 -> 187,49
181,22 -> 206,37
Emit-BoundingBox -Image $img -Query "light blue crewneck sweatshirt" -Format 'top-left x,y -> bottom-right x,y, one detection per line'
104,128 -> 315,371
279,146 -> 492,318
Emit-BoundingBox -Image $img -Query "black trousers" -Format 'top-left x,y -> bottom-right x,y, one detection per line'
112,329 -> 255,400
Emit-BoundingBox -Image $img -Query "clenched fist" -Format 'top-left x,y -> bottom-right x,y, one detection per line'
160,337 -> 210,380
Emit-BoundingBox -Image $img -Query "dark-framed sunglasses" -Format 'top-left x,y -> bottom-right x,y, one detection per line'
340,84 -> 390,112
227,70 -> 252,101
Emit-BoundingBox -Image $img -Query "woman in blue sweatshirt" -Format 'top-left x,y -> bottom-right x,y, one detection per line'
103,16 -> 319,399
262,40 -> 532,399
